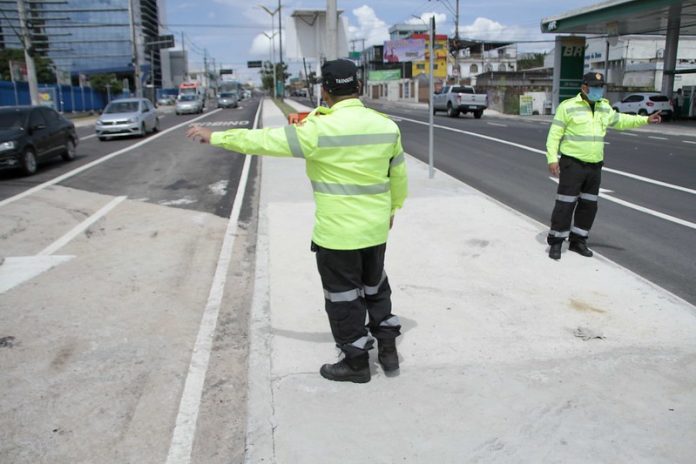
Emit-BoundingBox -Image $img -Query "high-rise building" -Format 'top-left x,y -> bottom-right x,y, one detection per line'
0,0 -> 166,87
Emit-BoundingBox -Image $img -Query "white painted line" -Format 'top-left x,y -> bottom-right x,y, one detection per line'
648,136 -> 668,140
0,109 -> 222,209
547,177 -> 696,230
619,132 -> 638,137
683,140 -> 696,145
38,196 -> 127,256
393,114 -> 696,196
487,122 -> 508,127
79,133 -> 97,141
601,193 -> 696,230
165,100 -> 261,464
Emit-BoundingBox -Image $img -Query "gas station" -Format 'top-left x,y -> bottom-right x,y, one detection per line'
541,0 -> 696,117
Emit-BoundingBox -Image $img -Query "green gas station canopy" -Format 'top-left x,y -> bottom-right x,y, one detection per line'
541,0 -> 696,36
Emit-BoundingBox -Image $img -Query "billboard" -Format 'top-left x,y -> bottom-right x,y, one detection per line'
383,39 -> 426,63
368,69 -> 401,81
552,36 -> 586,111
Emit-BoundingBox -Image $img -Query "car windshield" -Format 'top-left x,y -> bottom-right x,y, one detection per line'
179,95 -> 197,101
220,92 -> 236,98
105,101 -> 139,113
0,112 -> 25,129
452,86 -> 473,94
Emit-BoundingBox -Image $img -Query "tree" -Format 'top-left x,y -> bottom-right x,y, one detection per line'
89,73 -> 123,95
0,48 -> 56,83
260,60 -> 290,95
517,53 -> 547,71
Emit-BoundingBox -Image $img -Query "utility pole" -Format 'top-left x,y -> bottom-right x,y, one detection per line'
277,0 -> 284,99
17,0 -> 39,105
326,0 -> 337,60
455,0 -> 460,40
428,15 -> 435,179
128,0 -> 142,97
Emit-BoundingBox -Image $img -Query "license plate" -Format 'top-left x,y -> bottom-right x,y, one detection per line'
468,105 -> 478,110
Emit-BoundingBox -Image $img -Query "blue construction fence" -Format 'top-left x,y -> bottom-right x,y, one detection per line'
1,80 -> 108,112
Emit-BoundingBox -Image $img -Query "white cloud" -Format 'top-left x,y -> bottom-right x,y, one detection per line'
458,17 -> 542,43
249,30 -> 280,56
348,5 -> 389,47
405,12 -> 447,26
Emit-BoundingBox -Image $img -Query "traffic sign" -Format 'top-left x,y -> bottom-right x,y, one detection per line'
247,61 -> 263,68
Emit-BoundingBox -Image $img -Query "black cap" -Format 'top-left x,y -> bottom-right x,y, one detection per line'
321,59 -> 359,96
583,72 -> 605,86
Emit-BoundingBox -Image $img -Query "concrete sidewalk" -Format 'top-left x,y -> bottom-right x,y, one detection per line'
245,97 -> 696,463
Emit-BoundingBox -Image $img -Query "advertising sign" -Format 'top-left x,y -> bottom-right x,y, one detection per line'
38,88 -> 56,109
368,69 -> 402,81
383,39 -> 426,63
519,95 -> 534,116
552,36 -> 586,111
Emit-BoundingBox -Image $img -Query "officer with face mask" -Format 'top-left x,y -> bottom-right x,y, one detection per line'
545,72 -> 661,260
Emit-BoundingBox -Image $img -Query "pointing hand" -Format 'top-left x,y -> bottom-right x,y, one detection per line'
186,125 -> 213,143
648,111 -> 662,124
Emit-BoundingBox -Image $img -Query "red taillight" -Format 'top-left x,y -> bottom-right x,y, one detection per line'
457,95 -> 461,103
646,101 -> 654,107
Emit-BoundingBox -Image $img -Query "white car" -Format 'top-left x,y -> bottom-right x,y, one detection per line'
96,98 -> 159,141
612,93 -> 674,120
175,94 -> 204,115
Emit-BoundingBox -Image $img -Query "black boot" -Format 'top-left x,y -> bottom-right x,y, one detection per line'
569,241 -> 593,257
320,355 -> 370,383
378,338 -> 399,372
549,242 -> 562,260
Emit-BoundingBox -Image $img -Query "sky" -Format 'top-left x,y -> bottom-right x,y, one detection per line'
164,0 -> 603,84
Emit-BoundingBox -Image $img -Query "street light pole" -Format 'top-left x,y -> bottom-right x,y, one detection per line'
128,0 -> 142,97
428,15 -> 435,178
260,4 -> 280,98
17,0 -> 39,105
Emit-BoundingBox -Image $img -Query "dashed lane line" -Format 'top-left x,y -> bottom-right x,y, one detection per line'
0,109 -> 222,209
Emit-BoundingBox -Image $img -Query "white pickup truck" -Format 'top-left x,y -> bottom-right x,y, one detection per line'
433,85 -> 488,119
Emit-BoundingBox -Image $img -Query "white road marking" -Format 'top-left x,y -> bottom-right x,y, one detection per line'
547,177 -> 696,230
79,133 -> 97,141
0,256 -> 74,295
392,114 -> 696,196
158,197 -> 197,206
619,132 -> 638,137
188,120 -> 249,127
165,100 -> 262,464
683,140 -> 696,145
38,196 -> 127,256
487,122 -> 508,127
0,109 -> 222,209
648,136 -> 669,140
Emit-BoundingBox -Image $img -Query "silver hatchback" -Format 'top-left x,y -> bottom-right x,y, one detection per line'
96,98 -> 159,140
176,94 -> 204,115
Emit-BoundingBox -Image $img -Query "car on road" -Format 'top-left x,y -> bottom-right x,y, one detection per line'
175,94 -> 204,115
157,95 -> 176,106
0,106 -> 78,176
217,91 -> 239,109
612,93 -> 674,120
96,98 -> 159,141
433,85 -> 488,118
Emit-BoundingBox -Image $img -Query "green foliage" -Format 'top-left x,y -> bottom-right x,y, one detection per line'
517,53 -> 546,71
89,74 -> 123,94
0,48 -> 57,83
259,60 -> 290,93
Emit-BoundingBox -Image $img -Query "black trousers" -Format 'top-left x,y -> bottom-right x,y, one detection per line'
313,241 -> 401,360
548,155 -> 602,245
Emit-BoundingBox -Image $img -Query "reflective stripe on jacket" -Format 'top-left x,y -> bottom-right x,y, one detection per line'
210,98 -> 408,250
546,93 -> 648,164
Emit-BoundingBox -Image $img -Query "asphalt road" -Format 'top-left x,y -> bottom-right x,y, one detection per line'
0,98 -> 262,463
365,100 -> 696,305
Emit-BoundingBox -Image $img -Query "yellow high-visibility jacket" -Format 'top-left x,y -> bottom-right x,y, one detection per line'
546,93 -> 648,164
210,98 -> 408,250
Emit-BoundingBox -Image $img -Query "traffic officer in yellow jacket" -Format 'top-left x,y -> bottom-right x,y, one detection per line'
545,72 -> 661,260
186,59 -> 408,383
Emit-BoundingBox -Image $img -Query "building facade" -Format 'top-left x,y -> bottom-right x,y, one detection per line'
0,0 -> 166,87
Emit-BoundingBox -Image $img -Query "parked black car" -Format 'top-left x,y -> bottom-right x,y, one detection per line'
0,106 -> 78,176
